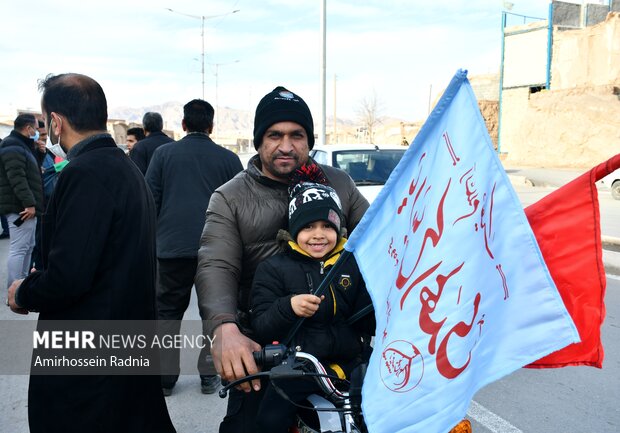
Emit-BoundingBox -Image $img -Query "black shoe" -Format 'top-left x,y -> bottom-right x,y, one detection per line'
200,375 -> 221,394
162,386 -> 173,397
0,232 -> 9,239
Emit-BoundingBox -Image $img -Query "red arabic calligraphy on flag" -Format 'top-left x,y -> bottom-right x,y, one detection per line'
377,135 -> 504,388
346,70 -> 579,433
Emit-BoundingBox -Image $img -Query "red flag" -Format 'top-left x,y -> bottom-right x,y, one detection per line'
525,153 -> 620,368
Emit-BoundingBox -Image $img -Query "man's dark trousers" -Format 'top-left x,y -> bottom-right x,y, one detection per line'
157,257 -> 212,388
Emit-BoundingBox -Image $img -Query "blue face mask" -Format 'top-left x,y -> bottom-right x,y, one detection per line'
30,128 -> 40,142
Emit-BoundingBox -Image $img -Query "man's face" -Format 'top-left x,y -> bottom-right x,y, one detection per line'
126,135 -> 138,151
257,121 -> 309,182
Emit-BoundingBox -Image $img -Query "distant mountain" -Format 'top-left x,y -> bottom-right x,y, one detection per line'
109,102 -> 413,144
110,102 -> 256,137
109,102 -> 186,132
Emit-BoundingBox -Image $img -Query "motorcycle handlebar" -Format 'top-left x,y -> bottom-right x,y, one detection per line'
252,343 -> 287,369
218,344 -> 347,400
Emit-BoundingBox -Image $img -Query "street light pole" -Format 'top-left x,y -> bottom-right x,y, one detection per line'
319,0 -> 327,146
210,60 -> 240,138
201,16 -> 205,100
166,8 -> 240,100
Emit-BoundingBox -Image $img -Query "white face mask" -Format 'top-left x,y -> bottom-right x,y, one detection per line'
46,136 -> 66,159
46,116 -> 67,159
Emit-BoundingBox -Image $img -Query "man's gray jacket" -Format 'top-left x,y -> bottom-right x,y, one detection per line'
195,155 -> 369,335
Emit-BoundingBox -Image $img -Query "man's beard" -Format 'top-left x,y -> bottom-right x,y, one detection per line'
266,151 -> 302,179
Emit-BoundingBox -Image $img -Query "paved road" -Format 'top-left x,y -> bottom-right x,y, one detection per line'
1,166 -> 618,432
470,273 -> 620,432
0,236 -> 226,433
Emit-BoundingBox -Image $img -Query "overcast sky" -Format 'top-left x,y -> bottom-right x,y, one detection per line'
1,0 -> 553,122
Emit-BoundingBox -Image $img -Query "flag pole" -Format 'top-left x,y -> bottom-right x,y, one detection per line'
284,250 -> 353,346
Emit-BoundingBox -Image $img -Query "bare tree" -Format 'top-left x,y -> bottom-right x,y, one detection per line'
356,90 -> 383,144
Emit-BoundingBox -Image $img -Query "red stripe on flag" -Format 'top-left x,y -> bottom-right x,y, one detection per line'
525,153 -> 620,368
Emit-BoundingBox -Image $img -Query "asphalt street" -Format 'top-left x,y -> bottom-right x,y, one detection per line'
0,236 -> 226,433
0,165 -> 618,433
470,274 -> 620,433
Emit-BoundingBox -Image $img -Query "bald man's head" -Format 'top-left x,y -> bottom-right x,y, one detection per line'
39,73 -> 108,132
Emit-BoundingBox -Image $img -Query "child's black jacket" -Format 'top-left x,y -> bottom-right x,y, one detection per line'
250,231 -> 375,373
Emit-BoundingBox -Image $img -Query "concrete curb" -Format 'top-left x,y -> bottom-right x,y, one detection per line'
602,237 -> 620,276
603,249 -> 620,277
507,174 -> 534,187
507,177 -> 620,275
602,235 -> 620,247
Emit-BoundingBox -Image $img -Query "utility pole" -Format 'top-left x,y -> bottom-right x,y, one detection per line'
166,8 -> 239,100
427,84 -> 433,116
319,0 -> 327,146
211,60 -> 240,138
333,74 -> 337,144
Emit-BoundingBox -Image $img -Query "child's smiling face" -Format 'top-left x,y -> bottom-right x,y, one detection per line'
296,220 -> 338,259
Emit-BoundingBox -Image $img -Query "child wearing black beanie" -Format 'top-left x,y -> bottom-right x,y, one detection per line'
249,165 -> 375,433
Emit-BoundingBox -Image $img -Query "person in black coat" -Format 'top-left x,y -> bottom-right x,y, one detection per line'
250,179 -> 375,433
146,99 -> 243,395
7,73 -> 176,433
130,112 -> 173,175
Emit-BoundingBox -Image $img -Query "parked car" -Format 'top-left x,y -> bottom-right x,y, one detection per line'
311,144 -> 407,203
598,168 -> 620,200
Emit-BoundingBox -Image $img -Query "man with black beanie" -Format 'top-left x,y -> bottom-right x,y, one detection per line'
195,86 -> 369,432
252,86 -> 315,150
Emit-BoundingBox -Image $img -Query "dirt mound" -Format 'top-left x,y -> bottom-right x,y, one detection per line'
504,85 -> 620,168
478,100 -> 499,149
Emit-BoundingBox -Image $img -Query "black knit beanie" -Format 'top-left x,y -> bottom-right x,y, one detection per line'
253,86 -> 314,150
288,182 -> 343,241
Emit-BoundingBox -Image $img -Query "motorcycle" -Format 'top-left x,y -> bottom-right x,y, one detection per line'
220,343 -> 364,432
219,344 -> 472,433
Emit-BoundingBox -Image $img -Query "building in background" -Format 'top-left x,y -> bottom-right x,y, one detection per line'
498,0 -> 620,167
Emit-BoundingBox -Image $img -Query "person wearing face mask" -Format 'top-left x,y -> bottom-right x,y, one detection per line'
6,73 -> 176,433
34,119 -> 59,200
30,119 -> 59,271
0,113 -> 45,289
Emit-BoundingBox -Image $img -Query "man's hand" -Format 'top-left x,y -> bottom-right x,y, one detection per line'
212,323 -> 262,392
19,207 -> 36,221
291,294 -> 324,318
7,279 -> 28,315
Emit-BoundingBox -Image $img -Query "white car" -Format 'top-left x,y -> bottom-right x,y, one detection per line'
310,144 -> 407,203
598,168 -> 620,200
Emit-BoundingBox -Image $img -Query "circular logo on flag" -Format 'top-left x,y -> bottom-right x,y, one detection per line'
380,340 -> 424,393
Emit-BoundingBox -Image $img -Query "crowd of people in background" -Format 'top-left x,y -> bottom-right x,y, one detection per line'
1,74 -> 376,433
0,110 -> 171,255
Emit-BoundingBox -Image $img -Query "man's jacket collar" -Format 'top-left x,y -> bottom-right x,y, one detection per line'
66,133 -> 115,160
